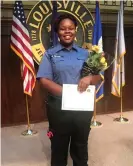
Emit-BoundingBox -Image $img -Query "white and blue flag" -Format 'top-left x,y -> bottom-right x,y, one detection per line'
111,1 -> 126,97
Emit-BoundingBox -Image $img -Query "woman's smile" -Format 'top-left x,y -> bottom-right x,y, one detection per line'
57,18 -> 76,47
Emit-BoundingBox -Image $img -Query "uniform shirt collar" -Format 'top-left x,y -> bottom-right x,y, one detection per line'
55,42 -> 78,52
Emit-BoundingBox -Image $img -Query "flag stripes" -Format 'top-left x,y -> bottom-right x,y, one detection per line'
11,1 -> 35,96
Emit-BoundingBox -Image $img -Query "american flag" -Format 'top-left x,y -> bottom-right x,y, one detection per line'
10,1 -> 35,96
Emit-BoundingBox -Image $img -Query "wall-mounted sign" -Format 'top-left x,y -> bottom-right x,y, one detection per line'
27,0 -> 94,64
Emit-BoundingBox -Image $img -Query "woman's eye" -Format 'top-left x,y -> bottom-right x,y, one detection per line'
59,28 -> 65,31
70,28 -> 74,30
60,28 -> 75,31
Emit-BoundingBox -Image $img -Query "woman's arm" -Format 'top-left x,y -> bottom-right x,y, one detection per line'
90,75 -> 102,85
78,75 -> 101,92
37,52 -> 62,96
40,78 -> 62,96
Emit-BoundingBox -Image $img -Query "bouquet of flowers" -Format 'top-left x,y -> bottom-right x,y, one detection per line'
80,45 -> 112,78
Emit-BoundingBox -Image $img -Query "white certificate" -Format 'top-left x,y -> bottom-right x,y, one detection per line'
61,84 -> 95,111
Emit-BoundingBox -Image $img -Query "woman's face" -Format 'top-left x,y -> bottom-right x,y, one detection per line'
58,18 -> 76,47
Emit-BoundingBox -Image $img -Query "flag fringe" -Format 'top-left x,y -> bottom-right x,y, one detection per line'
96,94 -> 104,102
111,51 -> 126,96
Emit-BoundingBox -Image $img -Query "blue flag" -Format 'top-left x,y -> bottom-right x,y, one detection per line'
51,1 -> 58,47
92,1 -> 104,102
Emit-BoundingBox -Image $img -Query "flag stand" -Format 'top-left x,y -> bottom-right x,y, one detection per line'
91,91 -> 103,128
22,95 -> 38,136
113,62 -> 129,123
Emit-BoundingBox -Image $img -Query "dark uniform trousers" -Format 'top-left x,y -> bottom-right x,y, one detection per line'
46,96 -> 93,166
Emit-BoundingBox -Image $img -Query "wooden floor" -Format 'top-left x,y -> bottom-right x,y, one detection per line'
1,111 -> 133,166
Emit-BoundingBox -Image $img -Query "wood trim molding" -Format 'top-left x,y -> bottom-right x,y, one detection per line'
1,4 -> 133,25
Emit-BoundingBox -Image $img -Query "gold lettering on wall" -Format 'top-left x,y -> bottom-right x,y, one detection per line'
62,0 -> 70,9
48,0 -> 53,10
36,48 -> 43,57
39,3 -> 49,15
84,20 -> 93,29
80,12 -> 87,22
57,1 -> 62,9
29,11 -> 43,29
88,30 -> 92,40
33,11 -> 43,22
70,1 -> 75,12
75,5 -> 81,16
29,22 -> 40,29
31,30 -> 37,41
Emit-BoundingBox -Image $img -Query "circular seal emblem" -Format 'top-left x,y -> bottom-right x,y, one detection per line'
27,0 -> 94,64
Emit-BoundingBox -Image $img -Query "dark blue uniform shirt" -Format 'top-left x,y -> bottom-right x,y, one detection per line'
37,43 -> 89,85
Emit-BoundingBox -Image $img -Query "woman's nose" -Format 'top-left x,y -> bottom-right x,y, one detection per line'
64,29 -> 70,33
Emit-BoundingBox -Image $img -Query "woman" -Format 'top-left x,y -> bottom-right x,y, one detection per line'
37,14 -> 101,166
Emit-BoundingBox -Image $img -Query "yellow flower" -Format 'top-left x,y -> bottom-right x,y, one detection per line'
104,62 -> 107,68
91,45 -> 100,53
100,57 -> 106,64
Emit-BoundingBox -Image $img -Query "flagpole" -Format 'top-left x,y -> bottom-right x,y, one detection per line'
20,63 -> 37,136
113,1 -> 129,123
22,95 -> 38,136
113,62 -> 129,123
120,64 -> 123,118
91,1 -> 104,127
25,95 -> 30,129
91,89 -> 102,128
11,1 -> 37,133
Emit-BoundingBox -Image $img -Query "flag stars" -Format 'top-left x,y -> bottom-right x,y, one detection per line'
14,2 -> 26,24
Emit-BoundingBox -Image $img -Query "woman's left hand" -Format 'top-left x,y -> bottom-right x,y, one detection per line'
78,75 -> 101,93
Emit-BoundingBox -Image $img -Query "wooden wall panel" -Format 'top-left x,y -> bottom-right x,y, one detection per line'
1,35 -> 26,125
101,25 -> 133,113
1,21 -> 46,126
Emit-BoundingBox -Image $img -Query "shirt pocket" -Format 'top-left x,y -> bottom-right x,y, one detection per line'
51,54 -> 64,64
76,56 -> 86,69
51,57 -> 65,72
77,56 -> 87,61
51,56 -> 64,64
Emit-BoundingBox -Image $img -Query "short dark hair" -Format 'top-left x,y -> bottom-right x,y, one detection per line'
54,14 -> 77,33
